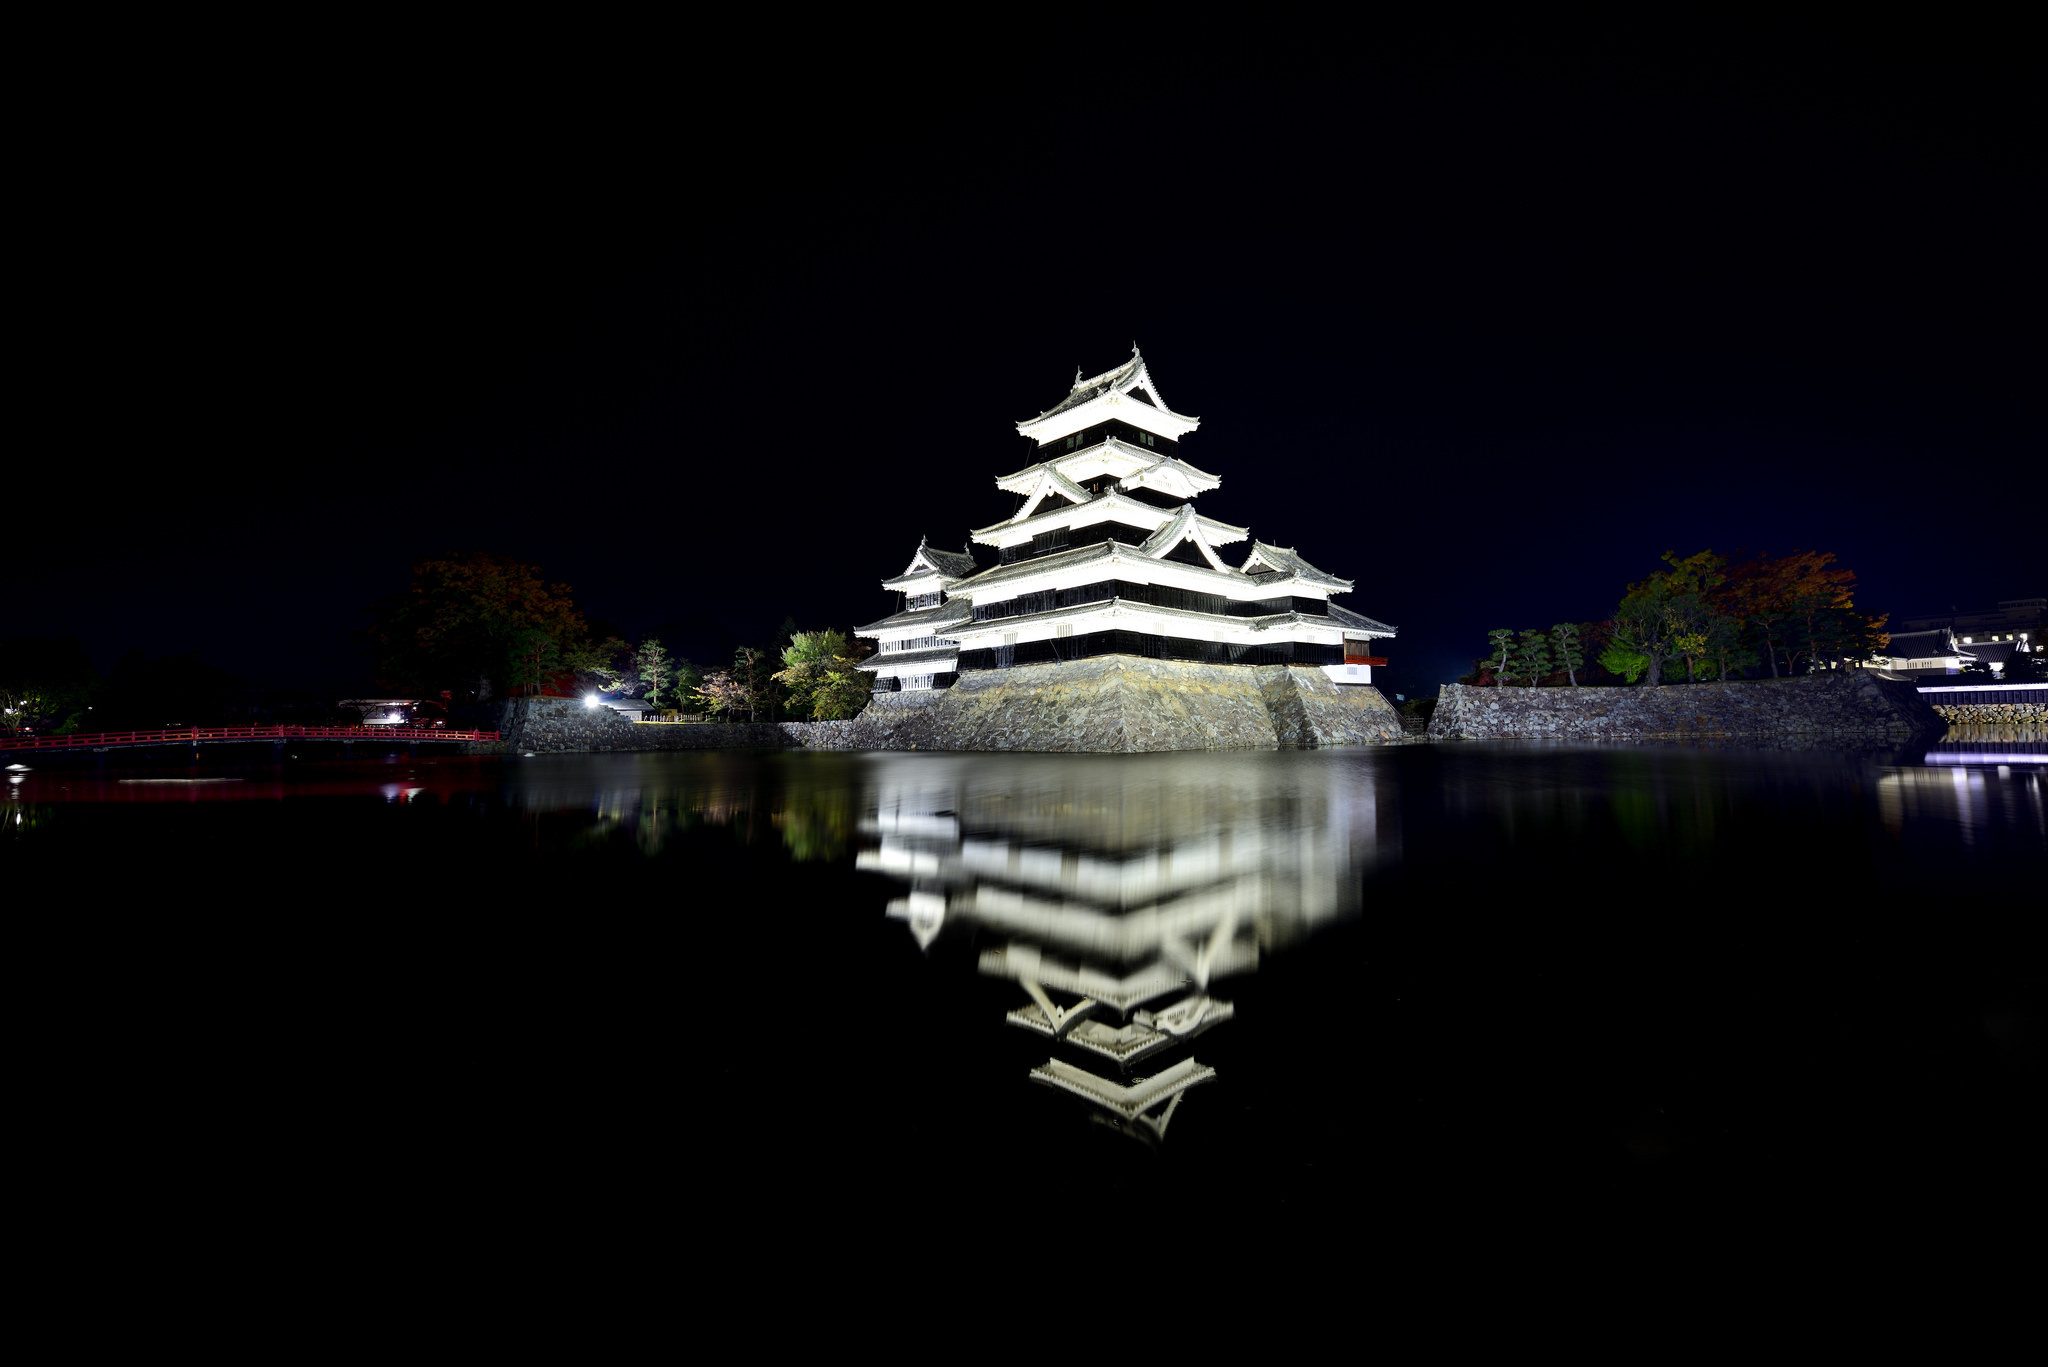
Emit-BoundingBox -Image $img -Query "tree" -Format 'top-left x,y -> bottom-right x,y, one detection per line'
665,655 -> 705,715
583,637 -> 636,695
1512,629 -> 1552,687
503,626 -> 562,698
1486,629 -> 1514,687
1551,623 -> 1585,686
694,646 -> 780,721
634,639 -> 674,708
1705,612 -> 1753,681
692,670 -> 743,718
0,636 -> 98,734
773,629 -> 874,721
368,553 -> 596,700
1722,550 -> 1882,678
1598,641 -> 1650,684
1607,550 -> 1750,686
1608,576 -> 1676,686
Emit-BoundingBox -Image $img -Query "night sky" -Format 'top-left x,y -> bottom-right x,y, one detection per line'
18,18 -> 2039,701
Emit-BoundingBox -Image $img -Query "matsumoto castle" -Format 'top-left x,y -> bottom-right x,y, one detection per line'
858,347 -> 1395,693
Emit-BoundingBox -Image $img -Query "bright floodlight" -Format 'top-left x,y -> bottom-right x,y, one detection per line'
584,693 -> 599,708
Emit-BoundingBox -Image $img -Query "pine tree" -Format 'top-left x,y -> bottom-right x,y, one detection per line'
1513,629 -> 1552,687
1551,622 -> 1584,686
1487,629 -> 1514,686
635,638 -> 673,708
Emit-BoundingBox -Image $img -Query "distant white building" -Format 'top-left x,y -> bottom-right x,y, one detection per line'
1874,599 -> 2041,678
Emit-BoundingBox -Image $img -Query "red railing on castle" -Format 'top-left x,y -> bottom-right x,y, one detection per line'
1,726 -> 500,752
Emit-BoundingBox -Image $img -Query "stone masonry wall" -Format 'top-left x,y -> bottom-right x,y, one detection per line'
459,660 -> 1404,755
1930,702 -> 2046,724
461,698 -> 858,754
1427,674 -> 1946,744
849,657 -> 1401,752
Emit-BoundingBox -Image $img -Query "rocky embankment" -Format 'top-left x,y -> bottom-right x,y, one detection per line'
1427,674 -> 1945,744
459,659 -> 1405,755
460,698 -> 859,754
851,657 -> 1401,752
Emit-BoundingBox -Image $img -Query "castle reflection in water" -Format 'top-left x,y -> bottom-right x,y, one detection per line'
855,752 -> 1397,1145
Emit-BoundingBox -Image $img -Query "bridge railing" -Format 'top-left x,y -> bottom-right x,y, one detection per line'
0,725 -> 501,752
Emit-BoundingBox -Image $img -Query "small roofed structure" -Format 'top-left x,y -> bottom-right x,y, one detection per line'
857,538 -> 981,691
595,696 -> 662,722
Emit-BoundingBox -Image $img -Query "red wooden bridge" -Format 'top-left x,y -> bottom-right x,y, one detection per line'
0,725 -> 499,755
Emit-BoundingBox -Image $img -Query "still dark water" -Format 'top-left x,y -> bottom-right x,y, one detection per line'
7,737 -> 2040,1253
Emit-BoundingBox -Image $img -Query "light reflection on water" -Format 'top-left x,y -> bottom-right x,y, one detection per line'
4,737 -> 2041,1212
851,752 -> 1393,1143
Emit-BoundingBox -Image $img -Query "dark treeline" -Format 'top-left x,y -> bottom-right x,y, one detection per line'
0,637 -> 358,733
361,552 -> 871,723
1456,549 -> 2023,689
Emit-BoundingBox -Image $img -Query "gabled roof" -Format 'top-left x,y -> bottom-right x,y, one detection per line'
1239,541 -> 1353,591
997,438 -> 1156,492
882,537 -> 980,589
1138,505 -> 1234,572
1121,453 -> 1221,499
1883,627 -> 1960,656
1008,464 -> 1095,522
1015,346 -> 1201,444
969,488 -> 1248,548
1327,602 -> 1397,636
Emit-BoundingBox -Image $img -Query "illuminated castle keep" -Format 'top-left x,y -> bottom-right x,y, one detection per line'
858,348 -> 1395,696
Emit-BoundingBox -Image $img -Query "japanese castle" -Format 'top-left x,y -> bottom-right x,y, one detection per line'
858,347 -> 1394,693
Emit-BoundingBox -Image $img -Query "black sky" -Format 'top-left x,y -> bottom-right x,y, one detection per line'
17,16 -> 2040,699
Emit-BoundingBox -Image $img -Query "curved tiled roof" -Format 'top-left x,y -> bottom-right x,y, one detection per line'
855,599 -> 974,636
915,538 -> 979,579
1327,602 -> 1396,636
1239,541 -> 1353,591
857,645 -> 961,673
1015,346 -> 1200,437
1138,505 -> 1229,570
883,538 -> 981,588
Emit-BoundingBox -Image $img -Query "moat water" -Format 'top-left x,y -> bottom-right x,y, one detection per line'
7,734 -> 2039,1256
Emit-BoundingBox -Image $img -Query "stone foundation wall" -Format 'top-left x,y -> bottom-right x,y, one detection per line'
459,698 -> 858,754
1427,674 -> 1945,744
846,658 -> 1400,752
1930,702 -> 2046,724
458,661 -> 1404,755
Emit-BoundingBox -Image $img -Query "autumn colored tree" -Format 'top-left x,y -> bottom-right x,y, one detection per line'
369,552 -> 599,700
1721,550 -> 1884,678
695,646 -> 779,721
692,669 -> 745,718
